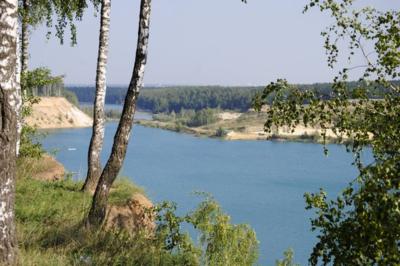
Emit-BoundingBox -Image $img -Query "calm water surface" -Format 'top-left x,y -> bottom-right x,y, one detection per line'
79,102 -> 153,120
42,122 -> 359,265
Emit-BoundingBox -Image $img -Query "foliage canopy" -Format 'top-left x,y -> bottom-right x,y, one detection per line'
254,0 -> 400,265
19,0 -> 98,45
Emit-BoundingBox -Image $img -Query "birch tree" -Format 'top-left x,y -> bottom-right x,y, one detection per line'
20,0 -> 29,74
0,0 -> 20,263
15,24 -> 22,156
82,0 -> 111,193
87,0 -> 152,227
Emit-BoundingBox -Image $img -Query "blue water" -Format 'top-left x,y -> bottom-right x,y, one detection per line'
42,122 -> 360,265
79,102 -> 153,120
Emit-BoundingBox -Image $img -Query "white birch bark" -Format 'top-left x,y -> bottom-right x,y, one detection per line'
0,0 -> 20,263
21,0 -> 29,75
87,0 -> 152,226
82,0 -> 111,192
16,24 -> 22,156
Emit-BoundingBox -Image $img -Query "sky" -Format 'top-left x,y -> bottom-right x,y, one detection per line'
29,0 -> 400,86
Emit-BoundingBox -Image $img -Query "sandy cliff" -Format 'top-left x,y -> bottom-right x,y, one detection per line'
26,97 -> 93,129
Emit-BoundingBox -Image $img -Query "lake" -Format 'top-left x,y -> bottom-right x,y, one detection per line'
78,103 -> 153,120
42,121 -> 360,265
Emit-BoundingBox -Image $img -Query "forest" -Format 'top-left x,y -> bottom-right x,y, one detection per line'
67,81 -> 397,113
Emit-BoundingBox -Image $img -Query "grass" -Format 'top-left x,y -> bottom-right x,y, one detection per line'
16,177 -> 90,265
15,157 -> 155,265
109,177 -> 145,206
15,177 -> 200,265
16,155 -> 59,179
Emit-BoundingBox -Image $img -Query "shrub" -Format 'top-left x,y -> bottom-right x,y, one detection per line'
215,127 -> 228,137
19,125 -> 45,159
187,197 -> 259,265
19,95 -> 45,159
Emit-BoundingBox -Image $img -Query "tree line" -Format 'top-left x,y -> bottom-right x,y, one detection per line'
68,85 -> 261,112
67,81 -> 397,113
21,67 -> 79,105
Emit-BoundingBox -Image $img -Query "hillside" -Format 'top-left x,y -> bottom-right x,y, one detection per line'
16,155 -> 155,265
26,97 -> 93,129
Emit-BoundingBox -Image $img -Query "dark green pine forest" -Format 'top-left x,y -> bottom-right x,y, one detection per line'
67,81 -> 398,113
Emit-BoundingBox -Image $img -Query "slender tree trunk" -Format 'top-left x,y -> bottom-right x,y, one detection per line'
21,0 -> 29,75
15,27 -> 22,157
0,0 -> 20,264
82,0 -> 111,193
15,0 -> 28,156
87,0 -> 152,227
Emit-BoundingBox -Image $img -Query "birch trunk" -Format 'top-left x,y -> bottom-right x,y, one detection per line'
15,25 -> 22,156
0,0 -> 20,264
87,0 -> 152,227
21,0 -> 29,75
82,0 -> 111,193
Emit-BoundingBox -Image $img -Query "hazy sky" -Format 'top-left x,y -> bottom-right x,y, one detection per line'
29,0 -> 399,86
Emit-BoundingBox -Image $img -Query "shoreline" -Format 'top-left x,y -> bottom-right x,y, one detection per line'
29,98 -> 348,144
135,119 -> 349,144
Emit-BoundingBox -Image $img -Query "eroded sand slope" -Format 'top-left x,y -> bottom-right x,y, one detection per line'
26,97 -> 93,129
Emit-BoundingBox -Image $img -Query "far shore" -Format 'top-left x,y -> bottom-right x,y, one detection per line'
136,111 -> 350,144
28,97 -> 349,143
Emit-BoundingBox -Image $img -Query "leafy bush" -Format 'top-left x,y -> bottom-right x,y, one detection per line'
21,67 -> 63,96
254,1 -> 400,265
19,93 -> 45,159
153,108 -> 219,127
21,67 -> 79,107
19,125 -> 45,159
187,197 -> 259,265
215,127 -> 228,137
187,109 -> 218,127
